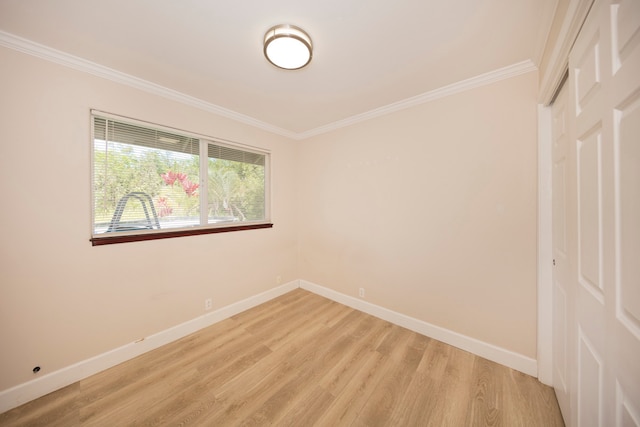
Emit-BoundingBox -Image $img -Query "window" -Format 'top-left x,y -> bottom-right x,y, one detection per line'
91,112 -> 271,245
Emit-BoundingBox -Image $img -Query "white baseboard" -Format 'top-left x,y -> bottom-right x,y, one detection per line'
300,280 -> 538,377
0,280 -> 299,414
1,278 -> 538,413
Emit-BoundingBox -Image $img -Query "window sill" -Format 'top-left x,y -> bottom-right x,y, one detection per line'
90,223 -> 273,246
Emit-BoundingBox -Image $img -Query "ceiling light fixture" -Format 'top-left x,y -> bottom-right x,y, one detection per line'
263,24 -> 312,70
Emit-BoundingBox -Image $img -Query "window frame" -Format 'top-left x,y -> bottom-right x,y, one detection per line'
90,110 -> 272,246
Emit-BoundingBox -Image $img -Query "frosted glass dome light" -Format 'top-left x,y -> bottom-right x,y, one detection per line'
264,24 -> 312,70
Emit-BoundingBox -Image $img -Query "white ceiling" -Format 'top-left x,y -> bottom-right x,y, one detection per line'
0,0 -> 557,138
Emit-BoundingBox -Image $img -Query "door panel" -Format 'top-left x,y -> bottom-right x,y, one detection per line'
611,0 -> 640,422
570,3 -> 608,426
611,0 -> 640,425
574,32 -> 602,116
551,1 -> 640,426
577,126 -> 604,300
552,80 -> 572,424
611,0 -> 640,73
616,381 -> 640,426
617,95 -> 640,337
578,328 -> 604,427
553,283 -> 568,391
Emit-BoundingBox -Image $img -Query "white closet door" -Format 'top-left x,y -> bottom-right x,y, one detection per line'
609,0 -> 640,424
552,80 -> 573,426
563,0 -> 640,425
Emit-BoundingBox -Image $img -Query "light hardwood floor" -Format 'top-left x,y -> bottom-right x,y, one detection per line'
0,289 -> 564,426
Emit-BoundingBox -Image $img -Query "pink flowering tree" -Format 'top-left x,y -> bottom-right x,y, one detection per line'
155,170 -> 199,220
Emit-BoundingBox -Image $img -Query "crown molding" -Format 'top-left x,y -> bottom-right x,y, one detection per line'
295,59 -> 538,140
0,30 -> 298,140
2,30 -> 537,141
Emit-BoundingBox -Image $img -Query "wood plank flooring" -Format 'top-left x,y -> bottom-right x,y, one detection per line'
0,289 -> 565,426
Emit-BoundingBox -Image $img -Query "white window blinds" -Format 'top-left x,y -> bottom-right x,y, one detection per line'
91,113 -> 269,241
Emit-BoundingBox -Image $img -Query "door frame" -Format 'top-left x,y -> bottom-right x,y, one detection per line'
538,103 -> 554,385
537,0 -> 595,386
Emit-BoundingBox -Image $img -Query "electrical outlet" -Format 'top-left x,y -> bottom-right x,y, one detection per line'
276,275 -> 282,285
205,298 -> 212,311
359,288 -> 365,298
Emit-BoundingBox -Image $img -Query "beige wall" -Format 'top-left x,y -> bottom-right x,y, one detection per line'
0,47 -> 299,391
297,71 -> 539,358
0,44 -> 540,395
